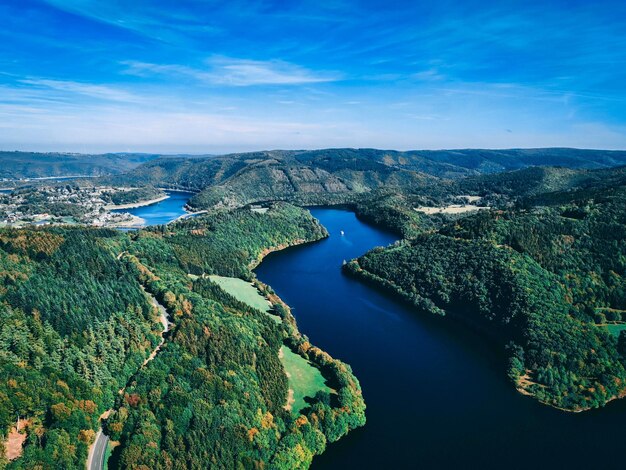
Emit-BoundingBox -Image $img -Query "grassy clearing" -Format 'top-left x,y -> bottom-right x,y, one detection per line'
605,323 -> 626,337
189,273 -> 329,412
280,345 -> 331,414
206,275 -> 282,323
208,275 -> 271,312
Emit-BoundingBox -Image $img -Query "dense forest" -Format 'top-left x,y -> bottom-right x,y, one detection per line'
141,202 -> 329,278
1,203 -> 365,469
0,227 -> 162,468
346,173 -> 626,410
100,187 -> 164,206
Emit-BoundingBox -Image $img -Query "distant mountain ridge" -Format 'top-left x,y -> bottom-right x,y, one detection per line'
105,147 -> 626,209
4,147 -> 626,180
0,151 -> 213,179
5,147 -> 626,208
410,147 -> 626,173
459,164 -> 626,197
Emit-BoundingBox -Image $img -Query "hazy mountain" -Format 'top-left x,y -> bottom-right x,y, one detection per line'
0,151 -> 213,179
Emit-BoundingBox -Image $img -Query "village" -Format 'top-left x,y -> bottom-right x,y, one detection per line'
0,185 -> 152,227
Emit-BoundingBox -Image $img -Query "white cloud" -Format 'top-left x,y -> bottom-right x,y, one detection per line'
122,57 -> 341,86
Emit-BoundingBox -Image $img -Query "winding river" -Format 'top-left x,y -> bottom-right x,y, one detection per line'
129,196 -> 626,469
255,207 -> 626,470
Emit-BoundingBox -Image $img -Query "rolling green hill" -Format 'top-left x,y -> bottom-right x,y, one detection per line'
459,165 -> 626,198
3,146 -> 626,468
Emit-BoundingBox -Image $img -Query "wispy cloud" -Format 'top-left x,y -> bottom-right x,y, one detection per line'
3,1 -> 626,151
207,57 -> 341,86
40,0 -> 222,44
19,78 -> 140,102
122,57 -> 341,86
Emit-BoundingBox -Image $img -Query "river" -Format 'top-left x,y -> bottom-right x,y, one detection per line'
255,207 -> 626,470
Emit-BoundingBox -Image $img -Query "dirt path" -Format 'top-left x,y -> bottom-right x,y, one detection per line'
142,295 -> 170,366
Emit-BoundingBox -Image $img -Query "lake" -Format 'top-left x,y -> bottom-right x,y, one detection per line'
255,207 -> 626,470
112,190 -> 195,225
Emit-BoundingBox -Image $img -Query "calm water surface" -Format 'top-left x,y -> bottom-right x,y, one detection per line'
255,207 -> 626,470
112,190 -> 194,225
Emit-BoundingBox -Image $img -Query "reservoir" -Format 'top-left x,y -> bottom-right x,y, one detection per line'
112,190 -> 194,225
255,207 -> 626,470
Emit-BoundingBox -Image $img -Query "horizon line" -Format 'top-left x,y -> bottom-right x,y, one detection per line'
2,146 -> 626,156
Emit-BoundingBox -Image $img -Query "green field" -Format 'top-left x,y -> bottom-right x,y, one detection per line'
605,323 -> 626,337
280,345 -> 331,414
207,275 -> 281,323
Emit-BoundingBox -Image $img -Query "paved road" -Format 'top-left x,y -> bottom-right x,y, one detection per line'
87,429 -> 108,470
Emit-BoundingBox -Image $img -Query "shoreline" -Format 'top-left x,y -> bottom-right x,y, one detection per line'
248,236 -> 328,271
106,194 -> 169,210
344,259 -> 618,414
168,209 -> 208,225
156,187 -> 198,194
248,227 -> 366,463
107,214 -> 146,228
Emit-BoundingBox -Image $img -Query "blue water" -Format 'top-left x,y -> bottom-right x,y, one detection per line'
255,207 -> 626,470
112,190 -> 194,225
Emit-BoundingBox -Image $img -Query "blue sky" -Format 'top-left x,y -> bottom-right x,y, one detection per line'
1,0 -> 626,153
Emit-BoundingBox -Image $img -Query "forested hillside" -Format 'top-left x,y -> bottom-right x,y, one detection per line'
0,228 -> 162,468
346,173 -> 626,410
106,148 -> 626,210
105,203 -> 365,468
1,203 -> 365,469
459,165 -> 626,198
3,147 -> 626,467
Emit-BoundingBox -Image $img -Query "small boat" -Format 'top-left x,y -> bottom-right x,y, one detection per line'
340,230 -> 344,236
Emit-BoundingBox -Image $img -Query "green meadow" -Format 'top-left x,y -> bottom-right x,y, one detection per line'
207,275 -> 283,322
207,275 -> 272,312
606,323 -> 626,337
280,345 -> 331,414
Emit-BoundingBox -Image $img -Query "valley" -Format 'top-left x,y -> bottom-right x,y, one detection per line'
5,1 -> 625,468
1,148 -> 626,469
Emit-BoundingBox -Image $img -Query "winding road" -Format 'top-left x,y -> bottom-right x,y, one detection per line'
86,430 -> 108,470
86,292 -> 170,470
